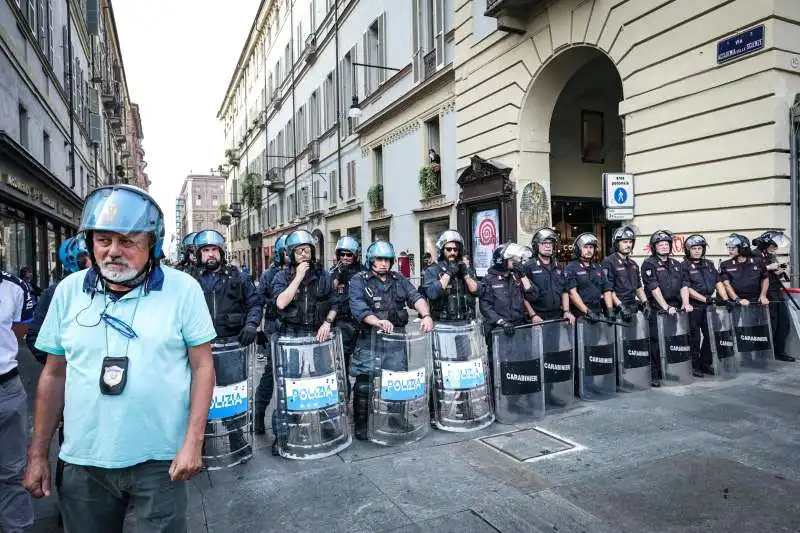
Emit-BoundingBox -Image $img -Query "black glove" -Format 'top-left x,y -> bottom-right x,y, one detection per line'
705,296 -> 716,306
615,304 -> 633,322
443,263 -> 458,277
723,299 -> 737,309
456,262 -> 469,279
637,300 -> 647,312
585,310 -> 602,323
237,325 -> 258,346
498,319 -> 515,336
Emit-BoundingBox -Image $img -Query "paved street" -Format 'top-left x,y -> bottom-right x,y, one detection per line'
19,344 -> 800,533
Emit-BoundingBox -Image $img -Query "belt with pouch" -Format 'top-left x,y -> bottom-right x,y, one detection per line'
0,367 -> 20,385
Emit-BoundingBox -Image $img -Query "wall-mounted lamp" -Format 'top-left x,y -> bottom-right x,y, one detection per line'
348,62 -> 403,119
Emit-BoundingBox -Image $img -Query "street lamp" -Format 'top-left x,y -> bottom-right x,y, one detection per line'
348,62 -> 403,119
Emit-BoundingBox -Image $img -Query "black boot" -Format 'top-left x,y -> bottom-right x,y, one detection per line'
353,375 -> 370,441
253,411 -> 266,435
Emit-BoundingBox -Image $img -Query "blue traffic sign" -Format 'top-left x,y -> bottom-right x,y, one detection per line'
614,187 -> 627,205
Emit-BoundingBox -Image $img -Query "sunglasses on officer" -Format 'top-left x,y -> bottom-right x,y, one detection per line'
339,251 -> 354,258
293,245 -> 312,257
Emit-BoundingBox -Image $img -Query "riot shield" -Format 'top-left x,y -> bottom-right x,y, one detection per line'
492,324 -> 545,424
432,321 -> 494,432
540,321 -> 576,410
657,312 -> 693,385
204,339 -> 253,470
732,304 -> 774,370
272,331 -> 351,460
706,305 -> 739,378
615,311 -> 652,391
368,329 -> 433,446
577,319 -> 617,400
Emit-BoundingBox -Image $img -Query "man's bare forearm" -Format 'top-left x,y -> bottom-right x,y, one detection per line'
28,361 -> 66,460
185,345 -> 215,449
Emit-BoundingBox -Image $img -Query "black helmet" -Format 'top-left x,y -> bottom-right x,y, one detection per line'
531,228 -> 558,255
612,225 -> 637,252
725,233 -> 751,257
753,230 -> 790,251
683,234 -> 707,258
649,230 -> 673,255
572,233 -> 599,259
492,243 -> 528,270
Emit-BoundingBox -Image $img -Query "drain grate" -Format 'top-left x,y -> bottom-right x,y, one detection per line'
480,427 -> 579,462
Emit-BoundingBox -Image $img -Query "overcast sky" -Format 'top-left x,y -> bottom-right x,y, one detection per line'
112,0 -> 260,247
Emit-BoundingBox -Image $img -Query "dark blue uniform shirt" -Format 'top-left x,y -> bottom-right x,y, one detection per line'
719,257 -> 766,300
641,256 -> 683,308
564,260 -> 612,311
601,253 -> 642,305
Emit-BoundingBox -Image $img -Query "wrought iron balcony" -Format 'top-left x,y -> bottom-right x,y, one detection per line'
307,139 -> 319,165
304,33 -> 317,63
266,167 -> 285,192
424,50 -> 437,80
485,0 -> 546,19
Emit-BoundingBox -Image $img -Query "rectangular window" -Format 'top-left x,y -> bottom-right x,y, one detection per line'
581,110 -> 605,163
285,119 -> 294,160
373,145 -> 383,185
36,0 -> 45,49
341,48 -> 356,135
309,91 -> 319,140
324,72 -> 335,130
284,43 -> 291,79
196,193 -> 201,207
312,179 -> 321,212
43,131 -> 51,168
47,0 -> 53,62
18,104 -> 29,149
297,106 -> 306,148
296,22 -> 303,59
420,217 -> 450,274
212,194 -> 219,207
371,226 -> 390,244
329,170 -> 337,205
363,14 -> 386,95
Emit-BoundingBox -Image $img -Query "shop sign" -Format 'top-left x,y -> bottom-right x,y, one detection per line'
717,25 -> 764,64
2,173 -> 31,195
41,194 -> 57,209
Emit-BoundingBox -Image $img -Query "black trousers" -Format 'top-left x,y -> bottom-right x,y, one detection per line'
769,296 -> 791,358
689,305 -> 712,368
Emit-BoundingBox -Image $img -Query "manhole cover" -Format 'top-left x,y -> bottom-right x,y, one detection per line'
480,428 -> 577,462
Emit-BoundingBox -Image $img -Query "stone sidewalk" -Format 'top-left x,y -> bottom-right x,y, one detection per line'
19,345 -> 800,533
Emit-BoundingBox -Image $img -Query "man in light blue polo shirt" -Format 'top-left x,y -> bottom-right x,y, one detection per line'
23,185 -> 217,533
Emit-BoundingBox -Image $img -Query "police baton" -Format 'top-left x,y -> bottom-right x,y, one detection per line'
590,316 -> 631,328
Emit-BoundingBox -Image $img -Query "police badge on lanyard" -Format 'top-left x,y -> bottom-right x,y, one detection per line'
100,356 -> 129,395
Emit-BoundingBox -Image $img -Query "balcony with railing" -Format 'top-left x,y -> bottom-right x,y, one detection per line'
485,0 -> 545,32
266,167 -> 285,193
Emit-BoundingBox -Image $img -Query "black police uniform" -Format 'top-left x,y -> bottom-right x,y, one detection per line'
330,263 -> 364,369
271,264 -> 335,335
421,260 -> 476,322
195,264 -> 263,453
759,251 -> 791,360
253,265 -> 282,424
718,257 -> 766,300
601,252 -> 642,308
641,255 -> 683,381
564,259 -> 612,316
26,282 -> 60,365
523,258 -> 565,320
681,257 -> 719,370
348,270 -> 422,438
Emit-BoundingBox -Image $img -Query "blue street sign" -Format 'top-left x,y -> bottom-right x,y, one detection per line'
614,187 -> 627,205
717,26 -> 764,64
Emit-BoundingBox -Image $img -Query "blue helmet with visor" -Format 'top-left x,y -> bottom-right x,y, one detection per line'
335,235 -> 360,259
79,185 -> 165,259
58,234 -> 89,274
365,240 -> 395,269
273,234 -> 289,267
285,230 -> 316,265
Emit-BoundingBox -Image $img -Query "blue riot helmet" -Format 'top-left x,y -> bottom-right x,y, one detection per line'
194,229 -> 226,269
435,230 -> 464,261
285,229 -> 316,265
273,234 -> 289,267
58,235 -> 90,274
684,234 -> 708,258
365,240 -> 395,270
79,184 -> 165,259
335,235 -> 361,260
182,232 -> 198,259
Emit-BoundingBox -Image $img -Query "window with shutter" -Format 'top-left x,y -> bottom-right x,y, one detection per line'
47,0 -> 53,62
37,0 -> 45,49
347,161 -> 356,198
329,170 -> 337,205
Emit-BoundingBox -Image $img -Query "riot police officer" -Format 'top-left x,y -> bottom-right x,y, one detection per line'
479,243 -> 538,384
601,225 -> 648,321
524,228 -> 575,324
753,231 -> 795,362
253,234 -> 288,435
719,234 -> 769,308
176,232 -> 198,273
681,234 -> 730,376
192,229 -> 263,460
272,230 -> 338,341
564,233 -> 613,321
421,230 -> 478,322
348,241 -> 434,440
641,230 -> 693,387
330,235 -> 363,371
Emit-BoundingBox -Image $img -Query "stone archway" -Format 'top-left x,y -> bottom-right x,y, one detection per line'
517,45 -> 624,246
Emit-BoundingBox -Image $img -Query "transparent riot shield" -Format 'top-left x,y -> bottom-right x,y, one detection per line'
272,331 -> 351,460
368,329 -> 433,446
432,321 -> 494,432
492,324 -> 545,424
732,304 -> 775,371
616,311 -> 652,391
706,305 -> 739,378
657,312 -> 693,385
577,319 -> 617,400
540,321 -> 575,411
204,339 -> 253,470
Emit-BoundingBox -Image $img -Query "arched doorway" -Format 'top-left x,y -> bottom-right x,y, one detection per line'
518,46 -> 624,260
